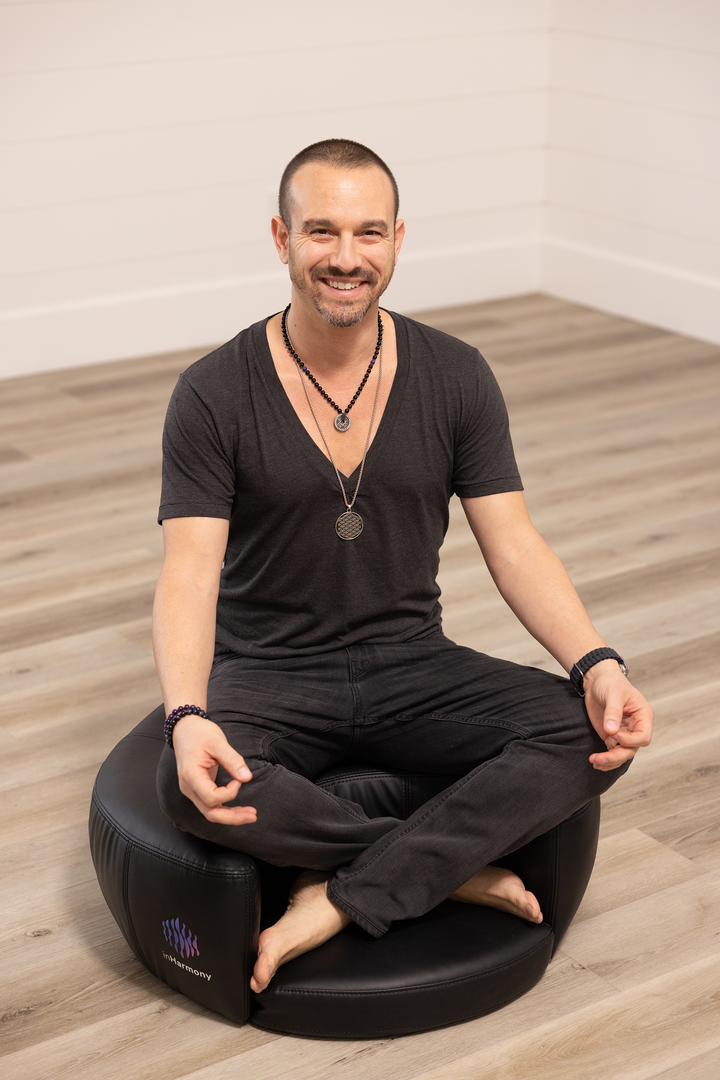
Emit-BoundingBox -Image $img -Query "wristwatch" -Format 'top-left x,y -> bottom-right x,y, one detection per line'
570,648 -> 628,697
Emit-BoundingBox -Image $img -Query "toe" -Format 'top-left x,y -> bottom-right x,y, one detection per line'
524,898 -> 543,923
251,950 -> 275,993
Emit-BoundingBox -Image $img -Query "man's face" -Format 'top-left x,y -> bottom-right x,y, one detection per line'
273,163 -> 404,327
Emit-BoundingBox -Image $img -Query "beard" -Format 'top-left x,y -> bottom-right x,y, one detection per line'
288,256 -> 394,328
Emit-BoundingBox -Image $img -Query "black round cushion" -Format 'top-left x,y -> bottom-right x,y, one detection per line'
90,707 -> 599,1038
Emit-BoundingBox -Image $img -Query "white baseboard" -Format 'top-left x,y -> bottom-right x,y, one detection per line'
543,238 -> 720,347
0,272 -> 289,379
0,239 -> 542,379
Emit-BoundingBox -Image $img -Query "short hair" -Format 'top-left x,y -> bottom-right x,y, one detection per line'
278,139 -> 400,227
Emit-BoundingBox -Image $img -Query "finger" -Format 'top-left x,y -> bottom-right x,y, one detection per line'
186,771 -> 253,809
601,692 -> 625,736
183,779 -> 258,823
611,727 -> 653,750
201,801 -> 258,825
213,742 -> 253,783
589,745 -> 636,771
620,710 -> 654,745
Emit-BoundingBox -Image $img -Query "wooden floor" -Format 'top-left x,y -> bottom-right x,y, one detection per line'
1,294 -> 719,1079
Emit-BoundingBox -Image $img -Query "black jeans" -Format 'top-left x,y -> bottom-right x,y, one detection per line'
157,635 -> 627,937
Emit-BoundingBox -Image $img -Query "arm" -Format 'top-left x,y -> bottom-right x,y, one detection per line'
461,491 -> 653,771
152,516 -> 256,823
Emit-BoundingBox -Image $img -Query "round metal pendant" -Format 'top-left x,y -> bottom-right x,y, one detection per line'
336,511 -> 363,540
334,413 -> 351,432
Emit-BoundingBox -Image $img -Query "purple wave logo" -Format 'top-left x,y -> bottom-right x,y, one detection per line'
162,918 -> 199,958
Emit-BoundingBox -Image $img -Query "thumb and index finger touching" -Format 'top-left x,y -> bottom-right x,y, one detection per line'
604,688 -> 654,745
176,720 -> 256,819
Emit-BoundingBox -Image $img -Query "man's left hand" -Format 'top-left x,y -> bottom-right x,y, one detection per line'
582,659 -> 654,771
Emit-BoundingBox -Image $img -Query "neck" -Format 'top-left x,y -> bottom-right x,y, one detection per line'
285,291 -> 382,375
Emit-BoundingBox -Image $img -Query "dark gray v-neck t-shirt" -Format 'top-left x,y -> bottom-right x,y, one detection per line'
159,311 -> 523,658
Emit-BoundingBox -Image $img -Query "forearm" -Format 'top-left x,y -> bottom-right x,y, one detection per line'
461,493 -> 605,672
462,492 -> 652,769
152,563 -> 219,712
489,529 -> 605,673
150,517 -> 255,820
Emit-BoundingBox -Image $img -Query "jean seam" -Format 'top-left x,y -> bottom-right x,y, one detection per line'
260,730 -> 292,758
391,712 -> 534,738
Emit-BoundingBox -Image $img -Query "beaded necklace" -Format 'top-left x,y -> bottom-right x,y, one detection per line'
281,303 -> 383,432
283,308 -> 384,540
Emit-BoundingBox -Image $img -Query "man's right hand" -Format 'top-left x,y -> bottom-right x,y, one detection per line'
172,714 -> 257,825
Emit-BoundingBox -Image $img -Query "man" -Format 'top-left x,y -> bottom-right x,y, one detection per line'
154,139 -> 653,995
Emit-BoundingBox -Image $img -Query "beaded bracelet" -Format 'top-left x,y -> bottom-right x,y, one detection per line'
164,704 -> 210,748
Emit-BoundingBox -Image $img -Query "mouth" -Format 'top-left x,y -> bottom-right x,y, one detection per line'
321,278 -> 368,295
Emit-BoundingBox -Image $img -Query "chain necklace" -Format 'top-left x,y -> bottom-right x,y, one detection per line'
292,324 -> 383,540
281,303 -> 383,432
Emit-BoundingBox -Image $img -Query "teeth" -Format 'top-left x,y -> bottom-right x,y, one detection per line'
327,281 -> 362,290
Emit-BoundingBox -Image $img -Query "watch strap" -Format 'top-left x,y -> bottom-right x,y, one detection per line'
570,648 -> 628,697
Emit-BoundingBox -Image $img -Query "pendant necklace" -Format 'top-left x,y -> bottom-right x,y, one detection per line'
288,315 -> 383,540
281,303 -> 383,432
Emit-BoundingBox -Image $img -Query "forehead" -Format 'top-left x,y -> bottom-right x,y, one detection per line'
288,162 -> 395,222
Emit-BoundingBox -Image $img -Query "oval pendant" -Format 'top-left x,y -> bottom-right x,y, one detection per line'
336,511 -> 363,540
334,413 -> 351,432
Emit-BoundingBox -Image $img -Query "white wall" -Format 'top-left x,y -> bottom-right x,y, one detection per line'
1,1 -> 718,379
545,0 -> 720,344
0,0 -> 549,376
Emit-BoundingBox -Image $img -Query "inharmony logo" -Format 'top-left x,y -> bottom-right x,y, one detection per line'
162,951 -> 212,981
162,917 -> 199,958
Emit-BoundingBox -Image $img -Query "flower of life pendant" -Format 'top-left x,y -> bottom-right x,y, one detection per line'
334,413 -> 351,432
336,511 -> 363,540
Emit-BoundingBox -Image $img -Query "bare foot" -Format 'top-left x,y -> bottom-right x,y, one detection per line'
250,871 -> 351,993
450,865 -> 543,924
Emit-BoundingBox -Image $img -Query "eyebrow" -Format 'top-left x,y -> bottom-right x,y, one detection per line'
302,218 -> 390,232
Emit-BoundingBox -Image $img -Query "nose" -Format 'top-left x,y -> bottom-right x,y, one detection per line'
334,231 -> 361,274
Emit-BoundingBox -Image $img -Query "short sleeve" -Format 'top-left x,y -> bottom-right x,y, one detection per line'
158,374 -> 237,523
451,353 -> 523,498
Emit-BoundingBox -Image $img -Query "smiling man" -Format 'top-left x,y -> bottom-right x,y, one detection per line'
154,139 -> 653,994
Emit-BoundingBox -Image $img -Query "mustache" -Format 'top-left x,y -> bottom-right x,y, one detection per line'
311,266 -> 378,287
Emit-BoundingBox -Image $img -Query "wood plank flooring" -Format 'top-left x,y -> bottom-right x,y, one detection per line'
1,294 -> 718,1079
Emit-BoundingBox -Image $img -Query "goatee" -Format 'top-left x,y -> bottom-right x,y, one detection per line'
288,259 -> 393,328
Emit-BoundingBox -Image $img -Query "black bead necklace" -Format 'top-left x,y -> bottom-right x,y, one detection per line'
281,303 -> 383,433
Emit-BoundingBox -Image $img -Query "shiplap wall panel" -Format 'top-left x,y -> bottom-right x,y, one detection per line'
546,1 -> 720,344
548,93 -> 720,184
550,33 -> 720,117
1,92 -> 547,210
0,34 -> 548,143
0,0 -> 551,73
0,1 -> 550,376
2,150 -> 544,283
551,0 -> 720,53
547,152 -> 720,247
2,0 -> 720,377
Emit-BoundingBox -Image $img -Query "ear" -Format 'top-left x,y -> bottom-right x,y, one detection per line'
393,219 -> 405,265
271,215 -> 290,265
